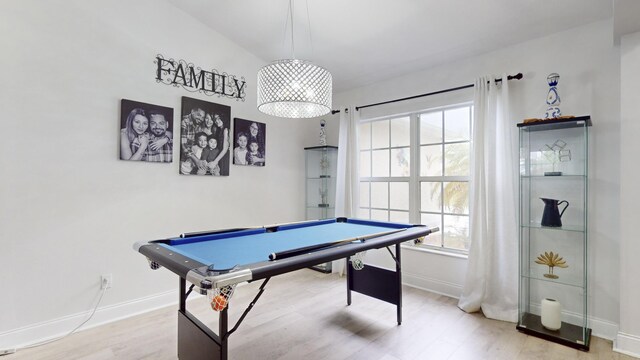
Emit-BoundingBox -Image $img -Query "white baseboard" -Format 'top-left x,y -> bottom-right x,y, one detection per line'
590,318 -> 620,341
0,289 -> 177,349
402,271 -> 462,299
614,332 -> 640,358
402,273 -> 620,342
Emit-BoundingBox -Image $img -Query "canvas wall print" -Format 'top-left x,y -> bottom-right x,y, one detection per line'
120,99 -> 174,163
180,97 -> 231,176
233,118 -> 266,167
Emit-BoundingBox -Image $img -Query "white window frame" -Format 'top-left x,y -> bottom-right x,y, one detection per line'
359,116 -> 411,223
358,102 -> 472,255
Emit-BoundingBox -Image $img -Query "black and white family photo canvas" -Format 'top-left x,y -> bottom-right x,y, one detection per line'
233,118 -> 266,167
179,97 -> 231,176
120,99 -> 174,163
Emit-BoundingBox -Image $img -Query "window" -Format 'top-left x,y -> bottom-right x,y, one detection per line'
359,116 -> 411,223
359,104 -> 472,253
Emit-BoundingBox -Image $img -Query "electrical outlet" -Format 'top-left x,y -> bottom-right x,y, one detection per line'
101,274 -> 112,289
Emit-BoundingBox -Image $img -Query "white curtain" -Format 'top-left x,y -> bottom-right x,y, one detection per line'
334,106 -> 360,275
335,106 -> 360,218
458,75 -> 518,322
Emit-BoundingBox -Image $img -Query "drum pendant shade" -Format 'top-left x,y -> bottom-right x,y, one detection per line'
257,59 -> 332,119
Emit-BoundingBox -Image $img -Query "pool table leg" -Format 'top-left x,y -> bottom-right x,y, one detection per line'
177,277 -> 228,360
345,244 -> 403,325
346,258 -> 352,306
219,307 -> 228,360
396,243 -> 402,325
180,277 -> 186,312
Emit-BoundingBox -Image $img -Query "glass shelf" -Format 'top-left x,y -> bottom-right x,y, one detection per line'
517,116 -> 592,131
521,223 -> 585,233
520,273 -> 584,289
520,175 -> 586,179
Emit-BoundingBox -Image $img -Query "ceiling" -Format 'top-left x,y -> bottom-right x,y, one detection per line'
169,0 -> 612,93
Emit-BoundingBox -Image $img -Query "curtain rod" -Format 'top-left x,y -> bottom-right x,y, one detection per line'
331,72 -> 521,113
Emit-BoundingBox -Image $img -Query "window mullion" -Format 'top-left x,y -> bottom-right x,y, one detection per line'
440,110 -> 446,247
387,121 -> 391,221
409,113 -> 420,224
368,124 -> 373,219
364,124 -> 373,219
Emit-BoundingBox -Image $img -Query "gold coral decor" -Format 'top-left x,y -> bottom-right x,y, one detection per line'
535,251 -> 568,279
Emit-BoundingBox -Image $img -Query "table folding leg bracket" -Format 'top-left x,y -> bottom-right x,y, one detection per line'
176,277 -> 271,360
346,243 -> 403,325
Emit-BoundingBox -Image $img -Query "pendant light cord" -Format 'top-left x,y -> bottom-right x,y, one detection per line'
289,0 -> 295,59
281,1 -> 291,58
305,0 -> 313,59
282,0 -> 314,60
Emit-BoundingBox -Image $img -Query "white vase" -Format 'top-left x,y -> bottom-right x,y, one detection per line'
541,298 -> 562,331
544,73 -> 562,119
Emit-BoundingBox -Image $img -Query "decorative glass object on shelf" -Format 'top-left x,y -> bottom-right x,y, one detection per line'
304,145 -> 338,273
516,115 -> 592,351
319,119 -> 327,146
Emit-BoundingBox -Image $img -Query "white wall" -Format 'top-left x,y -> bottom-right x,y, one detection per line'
617,30 -> 640,357
0,0 -> 316,347
333,20 -> 621,339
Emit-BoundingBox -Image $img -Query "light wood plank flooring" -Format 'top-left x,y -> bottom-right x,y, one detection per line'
9,270 -> 635,360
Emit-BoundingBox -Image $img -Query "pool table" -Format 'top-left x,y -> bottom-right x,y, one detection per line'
134,217 -> 438,360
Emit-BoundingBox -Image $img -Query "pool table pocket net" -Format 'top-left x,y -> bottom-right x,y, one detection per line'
351,251 -> 367,270
208,284 -> 236,311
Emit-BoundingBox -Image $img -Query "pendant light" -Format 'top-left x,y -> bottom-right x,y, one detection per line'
257,0 -> 332,118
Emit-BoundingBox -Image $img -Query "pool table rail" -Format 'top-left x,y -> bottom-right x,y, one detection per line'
247,225 -> 435,281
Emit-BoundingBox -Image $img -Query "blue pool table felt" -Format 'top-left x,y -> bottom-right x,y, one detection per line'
160,220 -> 405,270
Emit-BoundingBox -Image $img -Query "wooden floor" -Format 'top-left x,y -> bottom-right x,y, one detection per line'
10,270 -> 635,360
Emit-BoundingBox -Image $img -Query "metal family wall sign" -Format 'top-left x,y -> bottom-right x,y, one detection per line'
154,54 -> 246,101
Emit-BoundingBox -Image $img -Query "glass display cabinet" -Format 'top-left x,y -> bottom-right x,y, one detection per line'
516,116 -> 592,351
305,145 -> 338,272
